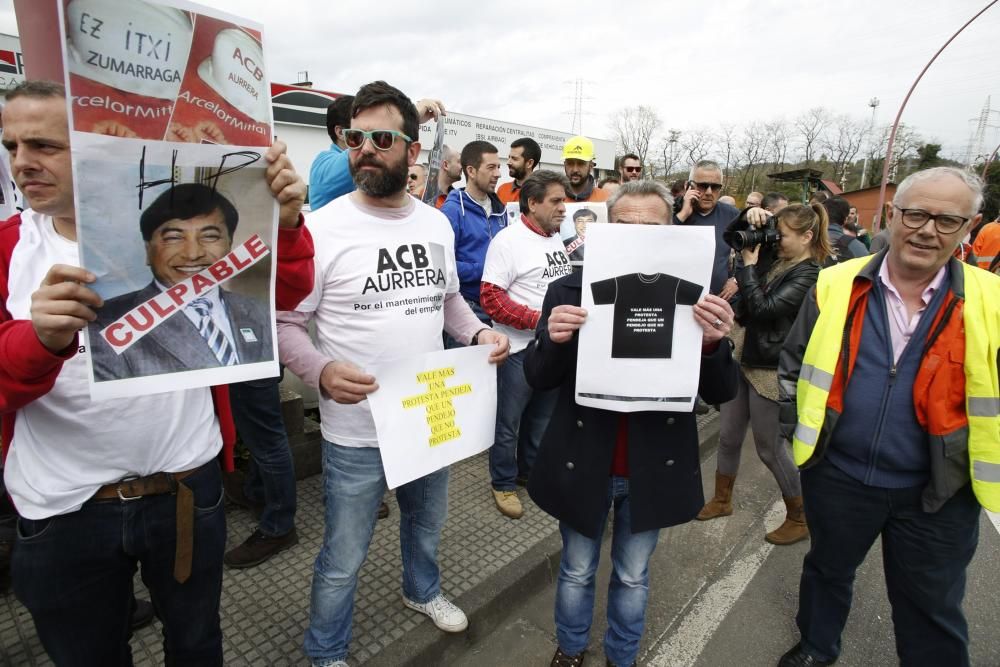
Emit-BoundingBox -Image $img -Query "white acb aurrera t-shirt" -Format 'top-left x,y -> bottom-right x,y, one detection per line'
298,195 -> 460,447
481,218 -> 571,353
4,210 -> 220,520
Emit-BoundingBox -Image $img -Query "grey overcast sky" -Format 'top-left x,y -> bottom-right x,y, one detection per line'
2,0 -> 998,161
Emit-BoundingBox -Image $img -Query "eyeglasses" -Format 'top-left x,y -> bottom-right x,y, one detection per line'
408,173 -> 419,180
691,181 -> 723,192
893,206 -> 969,234
342,129 -> 412,151
623,166 -> 642,173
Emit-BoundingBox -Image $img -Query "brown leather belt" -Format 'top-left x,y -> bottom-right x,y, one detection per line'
91,462 -> 210,583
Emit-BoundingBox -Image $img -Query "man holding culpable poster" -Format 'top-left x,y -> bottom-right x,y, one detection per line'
0,80 -> 314,665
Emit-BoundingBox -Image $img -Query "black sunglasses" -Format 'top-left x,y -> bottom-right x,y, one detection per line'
690,181 -> 723,192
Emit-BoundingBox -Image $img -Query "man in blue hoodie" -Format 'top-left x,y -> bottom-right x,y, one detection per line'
441,140 -> 508,325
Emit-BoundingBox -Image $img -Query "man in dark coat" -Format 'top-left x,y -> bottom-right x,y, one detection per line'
525,179 -> 739,667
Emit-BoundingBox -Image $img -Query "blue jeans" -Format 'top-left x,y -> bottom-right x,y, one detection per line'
555,477 -> 661,666
490,347 -> 557,490
12,462 -> 226,667
797,460 -> 980,665
303,441 -> 449,663
230,374 -> 297,536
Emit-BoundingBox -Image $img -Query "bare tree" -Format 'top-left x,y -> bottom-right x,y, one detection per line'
866,123 -> 923,184
679,127 -> 716,171
735,122 -> 768,194
822,114 -> 868,185
764,119 -> 791,170
718,123 -> 739,180
794,107 -> 832,164
609,105 -> 662,174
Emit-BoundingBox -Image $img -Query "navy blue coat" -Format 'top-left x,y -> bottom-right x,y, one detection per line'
525,271 -> 738,539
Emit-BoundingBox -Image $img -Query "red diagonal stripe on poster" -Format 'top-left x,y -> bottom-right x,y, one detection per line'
100,234 -> 270,354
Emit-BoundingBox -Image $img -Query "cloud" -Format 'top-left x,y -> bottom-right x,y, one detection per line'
4,0 -> 998,158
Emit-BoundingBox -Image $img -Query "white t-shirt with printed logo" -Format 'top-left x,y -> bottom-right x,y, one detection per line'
4,210 -> 220,520
481,219 -> 572,353
298,194 -> 460,447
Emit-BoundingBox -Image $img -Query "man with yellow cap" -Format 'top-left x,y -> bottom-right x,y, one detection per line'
562,136 -> 609,203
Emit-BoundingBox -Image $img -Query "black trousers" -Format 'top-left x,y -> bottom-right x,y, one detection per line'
797,460 -> 980,666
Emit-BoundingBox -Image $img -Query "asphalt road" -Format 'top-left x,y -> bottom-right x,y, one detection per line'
448,430 -> 1000,667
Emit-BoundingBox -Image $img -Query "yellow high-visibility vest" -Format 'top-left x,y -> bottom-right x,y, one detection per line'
793,257 -> 1000,510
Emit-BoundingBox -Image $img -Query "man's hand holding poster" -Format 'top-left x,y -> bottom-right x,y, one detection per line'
366,345 -> 497,489
51,0 -> 281,399
576,223 -> 714,412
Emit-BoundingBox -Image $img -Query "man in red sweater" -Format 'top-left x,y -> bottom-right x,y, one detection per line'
0,80 -> 314,665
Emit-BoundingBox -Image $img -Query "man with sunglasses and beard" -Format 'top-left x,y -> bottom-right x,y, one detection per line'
277,81 -> 510,667
308,95 -> 446,211
619,153 -> 642,182
676,159 -> 739,296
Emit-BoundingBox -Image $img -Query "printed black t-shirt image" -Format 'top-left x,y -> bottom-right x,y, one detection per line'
591,273 -> 703,358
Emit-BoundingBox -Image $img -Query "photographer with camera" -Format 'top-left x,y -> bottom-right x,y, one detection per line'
697,203 -> 832,546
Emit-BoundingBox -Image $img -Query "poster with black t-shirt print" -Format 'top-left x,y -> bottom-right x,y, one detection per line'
591,273 -> 702,358
576,223 -> 715,412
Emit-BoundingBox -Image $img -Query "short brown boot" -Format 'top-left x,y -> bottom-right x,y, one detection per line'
766,495 -> 809,545
696,471 -> 736,521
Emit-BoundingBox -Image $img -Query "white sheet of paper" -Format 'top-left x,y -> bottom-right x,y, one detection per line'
576,224 -> 714,412
367,345 -> 497,489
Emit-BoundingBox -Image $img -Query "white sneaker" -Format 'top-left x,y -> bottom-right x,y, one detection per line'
312,660 -> 349,667
402,593 -> 469,632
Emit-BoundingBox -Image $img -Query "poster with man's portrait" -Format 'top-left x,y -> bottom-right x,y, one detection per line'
52,0 -> 280,399
504,200 -> 607,266
560,202 -> 607,265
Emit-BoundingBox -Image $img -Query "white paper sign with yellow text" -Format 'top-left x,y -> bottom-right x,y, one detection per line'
367,345 -> 497,489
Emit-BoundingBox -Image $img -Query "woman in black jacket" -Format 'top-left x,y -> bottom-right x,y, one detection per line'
697,203 -> 832,546
524,181 -> 739,667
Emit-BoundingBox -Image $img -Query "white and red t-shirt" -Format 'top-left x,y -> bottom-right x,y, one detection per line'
481,219 -> 571,353
3,210 -> 221,519
297,194 -> 460,447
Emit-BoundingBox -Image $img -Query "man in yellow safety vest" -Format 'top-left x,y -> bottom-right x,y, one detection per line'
776,167 -> 1000,667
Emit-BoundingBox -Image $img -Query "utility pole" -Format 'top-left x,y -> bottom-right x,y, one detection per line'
875,0 -> 998,233
562,79 -> 594,135
668,129 -> 680,178
859,97 -> 879,189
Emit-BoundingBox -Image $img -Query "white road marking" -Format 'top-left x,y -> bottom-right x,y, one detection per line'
647,500 -> 785,667
988,511 -> 1000,536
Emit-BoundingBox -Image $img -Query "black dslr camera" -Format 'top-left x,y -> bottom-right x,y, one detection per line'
723,216 -> 781,251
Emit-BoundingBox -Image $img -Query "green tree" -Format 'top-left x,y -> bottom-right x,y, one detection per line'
982,161 -> 1000,223
916,143 -> 943,170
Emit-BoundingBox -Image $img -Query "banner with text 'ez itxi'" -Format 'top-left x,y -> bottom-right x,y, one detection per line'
54,0 -> 280,399
366,345 -> 497,489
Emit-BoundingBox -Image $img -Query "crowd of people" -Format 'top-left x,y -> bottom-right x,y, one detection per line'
0,75 -> 998,667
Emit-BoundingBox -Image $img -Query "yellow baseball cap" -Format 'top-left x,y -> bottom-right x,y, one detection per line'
562,135 -> 595,162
